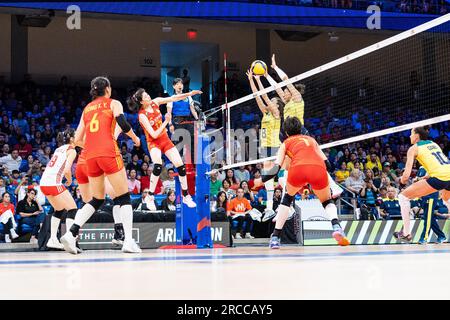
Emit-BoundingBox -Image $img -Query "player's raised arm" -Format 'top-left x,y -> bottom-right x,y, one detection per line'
271,54 -> 303,103
254,75 -> 280,119
247,69 -> 268,114
153,90 -> 202,106
111,99 -> 140,147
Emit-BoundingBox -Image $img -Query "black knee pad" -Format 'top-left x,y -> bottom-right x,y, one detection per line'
66,208 -> 77,220
114,192 -> 131,206
177,165 -> 186,177
153,164 -> 163,176
322,199 -> 335,208
89,197 -> 105,211
281,194 -> 295,207
53,209 -> 65,219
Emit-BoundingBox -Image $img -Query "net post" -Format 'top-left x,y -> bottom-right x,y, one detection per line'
174,172 -> 197,245
195,118 -> 213,248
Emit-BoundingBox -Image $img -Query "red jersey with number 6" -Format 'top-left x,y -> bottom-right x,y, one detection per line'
83,97 -> 120,160
284,134 -> 325,169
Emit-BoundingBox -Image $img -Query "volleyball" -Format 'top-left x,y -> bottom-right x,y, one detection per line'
251,60 -> 267,76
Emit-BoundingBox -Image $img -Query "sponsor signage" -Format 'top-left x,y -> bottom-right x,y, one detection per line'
76,222 -> 230,250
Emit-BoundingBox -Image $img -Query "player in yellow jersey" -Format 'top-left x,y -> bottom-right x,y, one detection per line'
264,54 -> 343,204
246,69 -> 282,216
394,126 -> 450,241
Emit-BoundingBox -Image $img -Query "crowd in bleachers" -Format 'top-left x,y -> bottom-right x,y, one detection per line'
0,73 -> 449,242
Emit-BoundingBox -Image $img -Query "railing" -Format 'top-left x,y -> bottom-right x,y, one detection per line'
336,183 -> 358,219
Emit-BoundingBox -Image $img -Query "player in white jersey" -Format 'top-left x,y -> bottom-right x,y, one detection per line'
40,129 -> 80,250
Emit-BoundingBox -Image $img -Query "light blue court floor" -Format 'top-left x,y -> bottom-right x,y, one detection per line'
1,245 -> 449,299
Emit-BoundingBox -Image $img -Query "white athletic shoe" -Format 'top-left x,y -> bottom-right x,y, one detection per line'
235,233 -> 243,239
245,233 -> 255,239
10,229 -> 19,240
112,239 -> 124,246
262,209 -> 277,222
147,195 -> 158,211
60,232 -> 78,255
183,195 -> 197,208
30,236 -> 38,245
122,239 -> 142,253
248,208 -> 262,222
4,234 -> 11,243
47,237 -> 64,250
272,206 -> 296,222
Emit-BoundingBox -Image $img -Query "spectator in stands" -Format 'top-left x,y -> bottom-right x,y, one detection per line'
234,166 -> 250,184
225,169 -> 239,190
379,187 -> 401,220
9,170 -> 21,186
360,178 -> 379,219
335,162 -> 350,184
159,190 -> 176,212
347,153 -> 364,171
210,171 -> 222,198
366,152 -> 382,172
126,154 -> 141,175
0,192 -> 19,242
345,168 -> 365,195
19,154 -> 34,173
0,177 -> 5,196
14,136 -> 32,159
382,162 -> 398,183
13,112 -> 29,135
227,187 -> 254,239
14,175 -> 33,202
73,186 -> 84,209
0,149 -> 22,173
127,169 -> 141,195
240,180 -> 255,203
120,144 -> 132,165
16,188 -> 44,243
211,191 -> 228,221
162,168 -> 176,194
386,153 -> 399,170
221,179 -> 236,200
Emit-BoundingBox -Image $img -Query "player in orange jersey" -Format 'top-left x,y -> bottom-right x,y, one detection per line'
255,116 -> 349,249
128,88 -> 201,210
61,76 -> 141,254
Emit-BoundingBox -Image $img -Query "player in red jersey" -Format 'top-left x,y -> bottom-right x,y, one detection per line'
128,88 -> 202,210
61,76 -> 141,254
255,116 -> 349,248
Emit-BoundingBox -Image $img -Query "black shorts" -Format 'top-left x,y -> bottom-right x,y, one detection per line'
260,146 -> 279,158
426,177 -> 450,191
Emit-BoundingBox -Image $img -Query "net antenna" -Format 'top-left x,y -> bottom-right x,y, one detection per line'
206,13 -> 450,174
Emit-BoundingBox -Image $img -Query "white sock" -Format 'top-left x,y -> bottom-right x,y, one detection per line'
275,204 -> 290,230
73,203 -> 96,228
112,205 -> 121,224
398,194 -> 412,235
265,179 -> 274,211
325,203 -> 338,221
66,218 -> 74,233
50,216 -> 61,240
149,174 -> 160,194
179,175 -> 188,192
120,204 -> 133,242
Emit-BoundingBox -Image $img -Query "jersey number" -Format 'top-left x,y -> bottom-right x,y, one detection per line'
48,155 -> 58,168
432,152 -> 450,165
89,113 -> 99,133
261,128 -> 266,139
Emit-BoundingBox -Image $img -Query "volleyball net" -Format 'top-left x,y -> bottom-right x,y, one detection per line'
205,13 -> 450,172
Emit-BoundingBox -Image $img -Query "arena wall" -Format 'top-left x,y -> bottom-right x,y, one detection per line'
0,14 -> 12,81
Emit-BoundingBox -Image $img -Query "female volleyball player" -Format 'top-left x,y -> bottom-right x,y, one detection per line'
40,129 -> 79,250
61,76 -> 142,254
254,117 -> 349,249
76,149 -> 125,247
246,69 -> 282,217
266,54 -> 343,200
393,126 -> 450,241
128,88 -> 202,210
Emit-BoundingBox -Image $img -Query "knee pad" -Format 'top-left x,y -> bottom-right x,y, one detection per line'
53,209 -> 65,219
281,194 -> 295,207
322,199 -> 335,208
89,197 -> 105,211
153,164 -> 163,177
177,164 -> 186,177
66,208 -> 77,220
114,192 -> 131,206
